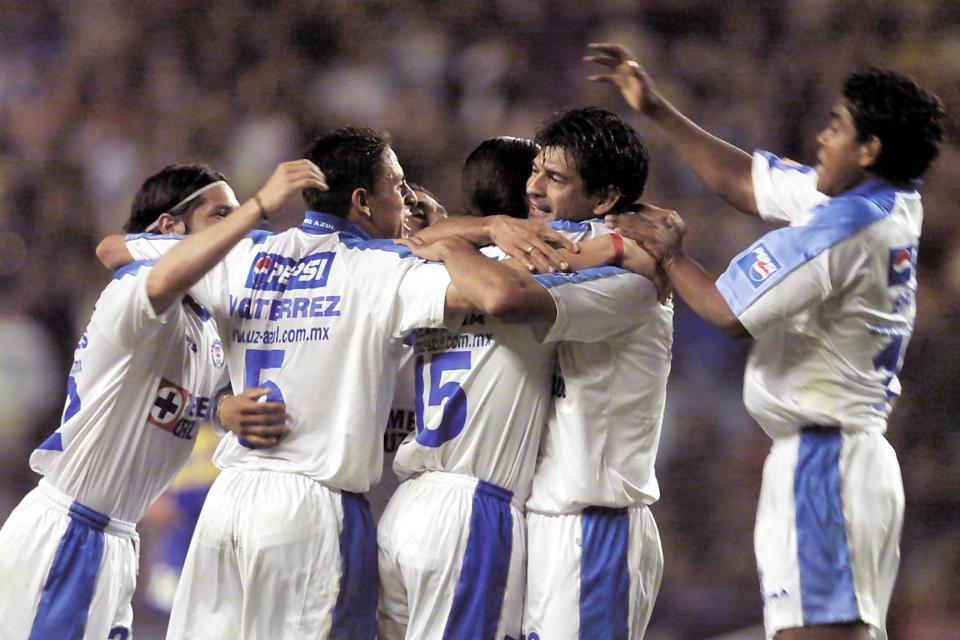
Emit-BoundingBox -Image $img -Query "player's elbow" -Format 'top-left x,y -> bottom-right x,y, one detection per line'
720,316 -> 749,339
480,280 -> 553,324
96,235 -> 134,270
145,269 -> 177,313
476,283 -> 521,319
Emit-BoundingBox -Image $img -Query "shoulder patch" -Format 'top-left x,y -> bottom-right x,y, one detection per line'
736,244 -> 782,288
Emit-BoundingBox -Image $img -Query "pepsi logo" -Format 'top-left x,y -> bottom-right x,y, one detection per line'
737,244 -> 782,288
888,246 -> 915,286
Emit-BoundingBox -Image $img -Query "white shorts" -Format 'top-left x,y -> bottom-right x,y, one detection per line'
377,471 -> 526,640
523,504 -> 662,640
755,429 -> 904,639
166,467 -> 377,640
0,480 -> 138,640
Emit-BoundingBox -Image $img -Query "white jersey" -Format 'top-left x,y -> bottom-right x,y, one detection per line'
125,211 -> 451,492
715,151 -> 922,439
29,263 -> 229,523
526,221 -> 674,514
391,301 -> 555,500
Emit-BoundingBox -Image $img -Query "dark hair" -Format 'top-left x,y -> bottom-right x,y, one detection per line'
843,68 -> 946,183
126,164 -> 226,233
534,107 -> 649,212
303,126 -> 391,217
462,137 -> 540,218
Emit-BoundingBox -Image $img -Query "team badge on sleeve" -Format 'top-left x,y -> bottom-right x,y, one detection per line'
210,339 -> 225,368
737,243 -> 782,288
888,246 -> 915,286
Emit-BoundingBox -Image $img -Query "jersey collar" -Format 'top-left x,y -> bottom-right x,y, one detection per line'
301,211 -> 371,241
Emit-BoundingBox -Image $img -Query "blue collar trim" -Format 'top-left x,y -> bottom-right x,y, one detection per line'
301,211 -> 370,241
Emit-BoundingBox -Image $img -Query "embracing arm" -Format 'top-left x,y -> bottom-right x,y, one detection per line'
96,235 -> 135,270
411,211 -> 579,273
146,160 -> 327,313
402,237 -> 558,323
586,42 -> 757,215
608,206 -> 747,338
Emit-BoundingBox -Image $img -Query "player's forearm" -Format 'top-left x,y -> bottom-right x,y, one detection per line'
146,203 -> 261,313
440,238 -> 555,323
646,100 -> 758,215
413,216 -> 494,246
663,252 -> 747,338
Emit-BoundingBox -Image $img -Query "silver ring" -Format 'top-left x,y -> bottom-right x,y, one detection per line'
524,245 -> 535,255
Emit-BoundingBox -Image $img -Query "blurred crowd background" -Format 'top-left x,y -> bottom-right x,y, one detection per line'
1,1 -> 957,638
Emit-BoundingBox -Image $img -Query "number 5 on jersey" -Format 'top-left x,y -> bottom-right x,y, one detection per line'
414,350 -> 471,447
242,348 -> 285,448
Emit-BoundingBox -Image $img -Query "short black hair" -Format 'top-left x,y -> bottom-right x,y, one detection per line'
534,107 -> 649,212
303,126 -> 391,217
843,68 -> 946,183
126,164 -> 226,233
462,137 -> 540,218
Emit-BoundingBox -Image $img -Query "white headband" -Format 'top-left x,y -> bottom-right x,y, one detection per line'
144,180 -> 230,232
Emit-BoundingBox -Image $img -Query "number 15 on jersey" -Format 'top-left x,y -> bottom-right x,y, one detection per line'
414,350 -> 471,448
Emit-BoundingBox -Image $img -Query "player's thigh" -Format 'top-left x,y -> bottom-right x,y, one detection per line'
525,506 -> 661,640
379,474 -> 523,640
523,511 -> 582,639
233,469 -> 359,637
0,492 -> 67,636
627,505 -> 664,637
166,472 -> 245,640
85,532 -> 138,640
841,432 -> 904,633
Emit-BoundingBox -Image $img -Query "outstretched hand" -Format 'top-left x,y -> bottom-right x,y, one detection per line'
606,204 -> 686,265
218,388 -> 289,448
584,42 -> 661,115
256,160 -> 328,220
487,216 -> 579,273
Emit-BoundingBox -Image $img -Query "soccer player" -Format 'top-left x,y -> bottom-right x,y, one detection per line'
406,108 -> 673,639
520,107 -> 674,640
116,127 -> 578,639
589,42 -> 946,639
0,161 -> 314,640
462,136 -> 540,217
378,180 -> 659,640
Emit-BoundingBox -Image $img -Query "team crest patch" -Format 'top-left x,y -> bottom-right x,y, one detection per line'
737,243 -> 782,288
888,246 -> 915,286
210,339 -> 225,368
148,378 -> 190,431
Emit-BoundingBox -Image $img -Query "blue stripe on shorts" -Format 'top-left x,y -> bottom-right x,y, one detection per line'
330,491 -> 378,640
443,480 -> 514,640
29,501 -> 110,640
795,428 -> 859,625
580,506 -> 630,639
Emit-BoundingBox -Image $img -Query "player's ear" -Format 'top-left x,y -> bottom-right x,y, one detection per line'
155,213 -> 186,235
352,188 -> 372,218
592,186 -> 622,216
859,135 -> 882,170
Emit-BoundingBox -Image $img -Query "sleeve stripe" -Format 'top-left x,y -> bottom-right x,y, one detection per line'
532,266 -> 627,290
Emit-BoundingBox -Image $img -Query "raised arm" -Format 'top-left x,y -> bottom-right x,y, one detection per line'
608,207 -> 747,338
586,42 -> 758,215
146,160 -> 327,313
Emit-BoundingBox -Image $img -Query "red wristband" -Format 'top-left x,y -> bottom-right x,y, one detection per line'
610,233 -> 624,266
